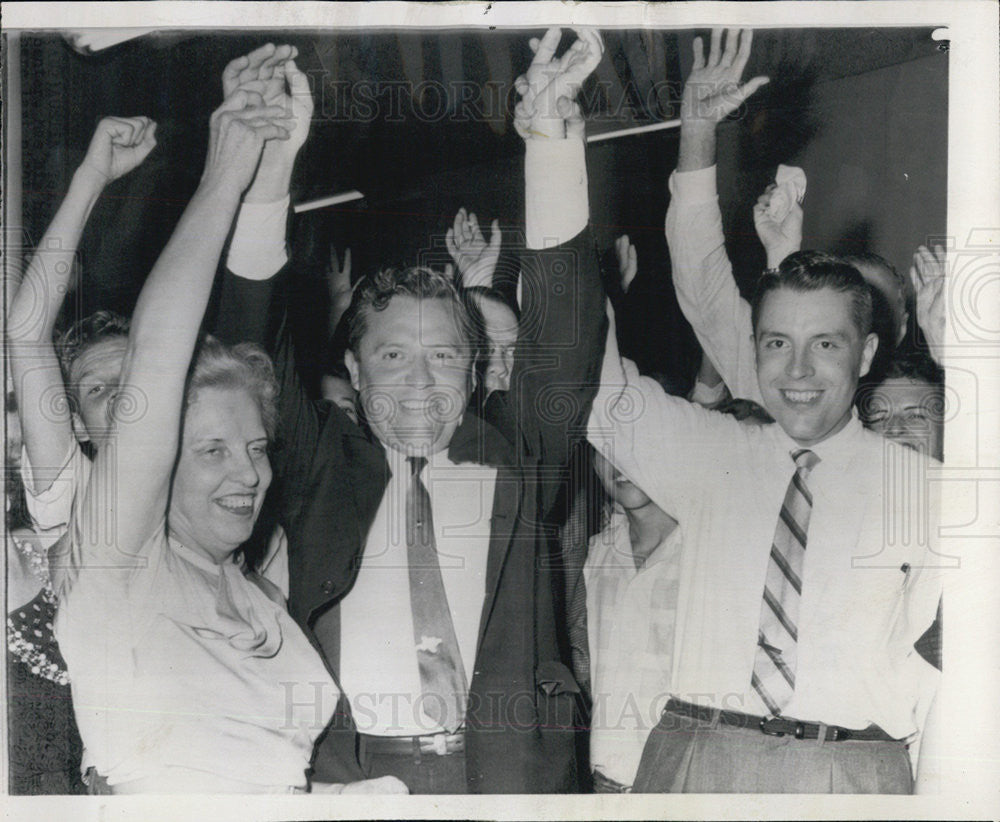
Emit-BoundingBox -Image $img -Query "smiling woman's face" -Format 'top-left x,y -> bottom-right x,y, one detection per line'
169,385 -> 272,563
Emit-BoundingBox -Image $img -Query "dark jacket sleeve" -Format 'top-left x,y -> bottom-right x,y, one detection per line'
468,225 -> 606,793
216,268 -> 323,519
512,225 -> 607,515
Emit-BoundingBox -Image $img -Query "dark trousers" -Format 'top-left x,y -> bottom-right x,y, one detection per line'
633,705 -> 914,794
359,736 -> 467,795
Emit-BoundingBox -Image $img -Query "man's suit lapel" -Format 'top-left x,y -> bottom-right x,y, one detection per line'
475,465 -> 522,658
308,421 -> 388,678
342,422 -> 391,574
447,405 -> 524,660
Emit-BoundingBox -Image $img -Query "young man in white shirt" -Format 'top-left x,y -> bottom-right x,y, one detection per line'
587,28 -> 942,794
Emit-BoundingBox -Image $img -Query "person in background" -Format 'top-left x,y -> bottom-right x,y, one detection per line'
909,242 -> 947,368
583,447 -> 681,794
5,116 -> 156,796
5,392 -> 85,794
445,206 -> 502,291
319,243 -> 361,420
445,206 -> 519,397
462,285 -> 519,396
842,251 -> 909,377
857,349 -> 944,461
7,117 -> 156,537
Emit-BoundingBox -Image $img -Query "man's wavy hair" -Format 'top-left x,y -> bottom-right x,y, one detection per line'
750,250 -> 874,338
344,266 -> 479,358
186,336 -> 280,442
55,310 -> 131,385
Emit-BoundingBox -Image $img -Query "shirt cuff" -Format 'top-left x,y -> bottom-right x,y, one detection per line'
226,196 -> 290,280
525,138 -> 588,249
20,441 -> 74,499
668,165 -> 718,205
20,441 -> 78,532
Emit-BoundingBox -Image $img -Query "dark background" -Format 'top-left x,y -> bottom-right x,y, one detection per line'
15,27 -> 947,393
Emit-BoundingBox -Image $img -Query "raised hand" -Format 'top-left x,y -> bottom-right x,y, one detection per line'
327,245 -> 352,300
223,43 -> 314,201
227,44 -> 312,154
910,244 -> 947,364
753,183 -> 803,268
614,234 -> 638,293
79,116 -> 158,186
681,28 -> 769,128
327,245 -> 353,334
445,208 -> 502,288
201,89 -> 292,196
513,27 -> 604,139
222,43 -> 296,99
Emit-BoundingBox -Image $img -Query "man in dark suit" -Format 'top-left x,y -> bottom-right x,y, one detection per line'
215,30 -> 606,793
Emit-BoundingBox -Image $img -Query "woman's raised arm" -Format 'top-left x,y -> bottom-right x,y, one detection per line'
53,90 -> 292,592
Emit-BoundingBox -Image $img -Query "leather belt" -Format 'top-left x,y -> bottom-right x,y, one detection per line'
664,698 -> 898,742
360,730 -> 465,757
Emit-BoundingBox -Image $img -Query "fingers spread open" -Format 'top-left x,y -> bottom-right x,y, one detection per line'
721,28 -> 740,68
692,36 -> 706,71
739,75 -> 770,102
709,28 -> 723,67
733,28 -> 754,78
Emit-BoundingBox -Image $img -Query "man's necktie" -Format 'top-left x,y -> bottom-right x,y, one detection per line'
406,456 -> 468,732
751,448 -> 820,716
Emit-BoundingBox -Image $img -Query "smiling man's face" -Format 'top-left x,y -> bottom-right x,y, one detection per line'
345,295 -> 474,455
755,286 -> 878,447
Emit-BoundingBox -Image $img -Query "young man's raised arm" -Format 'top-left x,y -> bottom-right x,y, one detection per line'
665,28 -> 769,403
7,117 -> 156,495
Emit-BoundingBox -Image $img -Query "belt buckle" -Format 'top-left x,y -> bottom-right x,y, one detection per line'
758,717 -> 785,737
430,733 -> 449,756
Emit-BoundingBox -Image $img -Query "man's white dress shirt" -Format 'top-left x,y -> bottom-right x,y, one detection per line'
588,329 -> 942,742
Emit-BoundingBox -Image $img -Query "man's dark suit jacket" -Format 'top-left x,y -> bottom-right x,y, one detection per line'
216,225 -> 605,793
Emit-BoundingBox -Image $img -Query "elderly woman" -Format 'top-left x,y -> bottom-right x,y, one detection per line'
51,53 -> 404,795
